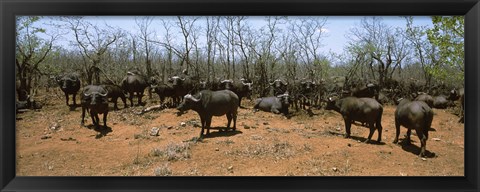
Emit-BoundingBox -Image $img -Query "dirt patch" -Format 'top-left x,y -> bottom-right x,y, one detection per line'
16,90 -> 464,176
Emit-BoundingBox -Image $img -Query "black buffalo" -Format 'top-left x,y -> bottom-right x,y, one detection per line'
151,83 -> 175,107
81,85 -> 109,129
414,93 -> 434,108
448,88 -> 464,123
177,90 -> 239,139
299,79 -> 317,109
121,72 -> 149,106
351,83 -> 379,101
100,84 -> 128,110
220,78 -> 253,108
169,75 -> 195,106
254,92 -> 290,116
325,96 -> 383,143
270,79 -> 288,96
56,73 -> 81,106
393,98 -> 434,157
432,95 -> 450,109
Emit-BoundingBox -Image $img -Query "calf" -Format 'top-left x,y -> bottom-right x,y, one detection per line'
100,84 -> 127,110
81,85 -> 109,129
325,96 -> 383,143
177,90 -> 239,139
254,92 -> 290,116
393,98 -> 434,157
151,83 -> 175,107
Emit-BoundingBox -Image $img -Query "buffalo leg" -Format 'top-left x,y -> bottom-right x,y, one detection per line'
121,96 -> 128,109
343,117 -> 351,138
65,93 -> 69,106
72,93 -> 77,106
113,97 -> 119,110
205,117 -> 212,135
405,128 -> 412,145
416,129 -> 427,157
137,92 -> 144,106
89,111 -> 97,126
81,107 -> 86,126
271,107 -> 281,114
129,92 -> 134,107
365,124 -> 375,143
103,112 -> 108,128
226,113 -> 232,131
199,117 -> 206,139
91,112 -> 100,126
393,120 -> 400,143
376,121 -> 383,142
232,112 -> 237,131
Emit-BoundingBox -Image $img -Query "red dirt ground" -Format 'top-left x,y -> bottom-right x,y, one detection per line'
16,89 -> 464,176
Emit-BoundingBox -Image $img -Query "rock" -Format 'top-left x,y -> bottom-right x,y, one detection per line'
432,138 -> 441,141
263,122 -> 269,125
41,135 -> 51,140
227,166 -> 233,171
244,125 -> 250,129
347,143 -> 352,147
180,122 -> 187,127
50,123 -> 61,131
421,158 -> 427,161
167,126 -> 173,129
150,127 -> 160,136
332,167 -> 338,172
215,148 -> 219,151
60,137 -> 76,141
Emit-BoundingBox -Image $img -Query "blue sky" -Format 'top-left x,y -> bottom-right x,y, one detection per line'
37,16 -> 433,56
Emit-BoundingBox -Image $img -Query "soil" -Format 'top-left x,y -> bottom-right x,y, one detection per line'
16,89 -> 464,176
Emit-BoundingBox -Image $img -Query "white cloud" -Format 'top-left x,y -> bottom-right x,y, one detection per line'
319,28 -> 330,33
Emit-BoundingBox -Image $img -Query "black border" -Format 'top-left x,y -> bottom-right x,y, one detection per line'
1,0 -> 479,191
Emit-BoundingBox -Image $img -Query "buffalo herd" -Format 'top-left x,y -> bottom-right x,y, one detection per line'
17,71 -> 465,158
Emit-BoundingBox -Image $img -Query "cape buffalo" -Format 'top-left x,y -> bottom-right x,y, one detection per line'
254,92 -> 290,116
393,98 -> 434,157
56,73 -> 81,106
177,90 -> 239,139
100,84 -> 128,110
81,85 -> 109,129
325,96 -> 383,143
121,72 -> 149,106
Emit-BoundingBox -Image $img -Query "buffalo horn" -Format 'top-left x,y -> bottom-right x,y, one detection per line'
99,92 -> 108,97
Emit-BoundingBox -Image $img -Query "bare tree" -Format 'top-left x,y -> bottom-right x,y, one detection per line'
205,16 -> 221,82
288,16 -> 328,81
346,17 -> 409,87
16,16 -> 58,101
135,16 -> 157,98
233,16 -> 255,80
176,16 -> 200,75
404,16 -> 439,88
62,17 -> 122,85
